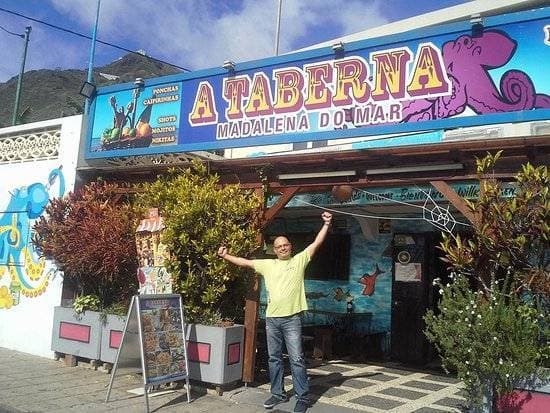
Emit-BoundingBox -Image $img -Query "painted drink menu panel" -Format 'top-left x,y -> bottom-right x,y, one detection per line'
138,295 -> 187,384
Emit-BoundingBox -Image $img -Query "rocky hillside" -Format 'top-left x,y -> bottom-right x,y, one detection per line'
0,53 -> 181,127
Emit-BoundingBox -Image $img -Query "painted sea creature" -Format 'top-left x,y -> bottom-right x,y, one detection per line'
333,287 -> 352,302
0,167 -> 65,309
306,291 -> 329,300
359,264 -> 385,296
402,30 -> 550,122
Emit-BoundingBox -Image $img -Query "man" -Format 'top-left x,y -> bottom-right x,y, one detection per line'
218,212 -> 333,413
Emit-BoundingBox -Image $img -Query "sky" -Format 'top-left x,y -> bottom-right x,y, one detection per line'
0,0 -> 468,83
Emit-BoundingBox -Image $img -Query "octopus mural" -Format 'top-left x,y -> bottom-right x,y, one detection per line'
0,167 -> 65,309
402,30 -> 550,122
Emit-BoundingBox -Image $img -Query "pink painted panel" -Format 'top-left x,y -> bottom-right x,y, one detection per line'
187,341 -> 211,363
59,322 -> 91,343
498,391 -> 550,412
227,342 -> 240,365
109,330 -> 123,349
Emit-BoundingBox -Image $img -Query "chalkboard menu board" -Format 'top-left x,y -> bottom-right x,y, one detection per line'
106,294 -> 190,412
138,295 -> 187,384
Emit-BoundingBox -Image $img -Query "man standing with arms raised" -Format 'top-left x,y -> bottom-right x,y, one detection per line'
218,211 -> 333,413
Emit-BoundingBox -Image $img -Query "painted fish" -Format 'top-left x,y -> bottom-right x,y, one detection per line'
333,287 -> 352,302
359,264 -> 385,296
305,291 -> 329,300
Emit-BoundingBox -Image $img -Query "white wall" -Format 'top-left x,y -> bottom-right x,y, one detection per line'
0,115 -> 81,358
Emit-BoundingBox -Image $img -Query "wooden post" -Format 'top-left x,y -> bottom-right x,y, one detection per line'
241,186 -> 300,383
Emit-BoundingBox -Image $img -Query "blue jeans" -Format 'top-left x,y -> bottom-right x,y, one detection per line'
265,313 -> 309,401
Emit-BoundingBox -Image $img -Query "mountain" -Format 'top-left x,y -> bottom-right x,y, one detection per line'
0,53 -> 181,127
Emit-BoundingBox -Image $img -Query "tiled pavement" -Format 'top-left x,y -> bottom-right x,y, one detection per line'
0,347 -> 466,412
250,359 -> 466,412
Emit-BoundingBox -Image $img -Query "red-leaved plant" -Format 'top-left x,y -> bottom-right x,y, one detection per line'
32,180 -> 139,310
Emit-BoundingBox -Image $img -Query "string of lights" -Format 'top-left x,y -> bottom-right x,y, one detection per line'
0,6 -> 191,72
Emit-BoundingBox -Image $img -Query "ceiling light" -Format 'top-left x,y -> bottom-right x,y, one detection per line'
278,170 -> 356,180
366,163 -> 463,175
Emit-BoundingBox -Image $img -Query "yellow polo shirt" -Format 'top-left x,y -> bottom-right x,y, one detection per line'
253,250 -> 310,317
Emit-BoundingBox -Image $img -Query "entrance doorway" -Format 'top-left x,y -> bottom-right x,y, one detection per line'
390,233 -> 431,364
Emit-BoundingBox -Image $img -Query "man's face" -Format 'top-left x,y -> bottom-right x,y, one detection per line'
273,236 -> 292,260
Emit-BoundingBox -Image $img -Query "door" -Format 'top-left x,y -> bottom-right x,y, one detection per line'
390,233 -> 431,364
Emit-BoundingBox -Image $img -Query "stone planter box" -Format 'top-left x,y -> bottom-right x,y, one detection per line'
51,306 -> 102,360
497,374 -> 550,412
185,323 -> 244,385
99,314 -> 126,364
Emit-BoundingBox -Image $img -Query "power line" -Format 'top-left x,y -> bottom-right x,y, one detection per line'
0,23 -> 23,37
0,6 -> 191,72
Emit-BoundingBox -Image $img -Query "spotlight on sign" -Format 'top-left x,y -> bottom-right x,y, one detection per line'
331,185 -> 354,202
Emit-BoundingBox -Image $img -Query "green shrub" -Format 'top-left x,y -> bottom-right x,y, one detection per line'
424,153 -> 549,411
138,161 -> 262,325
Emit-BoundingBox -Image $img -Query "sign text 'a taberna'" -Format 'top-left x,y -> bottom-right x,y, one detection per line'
189,43 -> 450,139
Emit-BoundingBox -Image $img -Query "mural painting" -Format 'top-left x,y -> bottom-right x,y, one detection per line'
0,167 -> 65,309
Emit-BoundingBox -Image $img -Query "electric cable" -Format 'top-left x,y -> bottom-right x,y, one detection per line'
0,23 -> 23,37
0,6 -> 191,72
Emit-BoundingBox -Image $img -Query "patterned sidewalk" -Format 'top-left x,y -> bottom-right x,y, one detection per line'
251,359 -> 466,413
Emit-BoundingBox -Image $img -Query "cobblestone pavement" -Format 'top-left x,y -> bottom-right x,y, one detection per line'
0,347 -> 465,412
249,358 -> 466,413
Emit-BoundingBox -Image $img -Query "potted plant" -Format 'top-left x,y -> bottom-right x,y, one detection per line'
424,153 -> 549,412
32,181 -> 140,364
138,161 -> 262,384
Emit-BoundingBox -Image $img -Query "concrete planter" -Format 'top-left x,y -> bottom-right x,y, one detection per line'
51,306 -> 102,360
99,314 -> 126,364
497,372 -> 550,413
185,323 -> 244,385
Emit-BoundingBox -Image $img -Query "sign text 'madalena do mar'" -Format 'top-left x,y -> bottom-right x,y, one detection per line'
85,7 -> 550,159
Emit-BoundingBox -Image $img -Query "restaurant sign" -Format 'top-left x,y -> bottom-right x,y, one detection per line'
85,7 -> 550,159
267,182 -> 517,208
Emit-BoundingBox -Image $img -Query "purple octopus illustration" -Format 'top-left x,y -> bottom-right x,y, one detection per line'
402,30 -> 550,122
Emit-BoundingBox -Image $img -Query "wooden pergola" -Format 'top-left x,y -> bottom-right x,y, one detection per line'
79,134 -> 550,383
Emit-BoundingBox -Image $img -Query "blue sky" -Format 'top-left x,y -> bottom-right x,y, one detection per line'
0,0 -> 467,82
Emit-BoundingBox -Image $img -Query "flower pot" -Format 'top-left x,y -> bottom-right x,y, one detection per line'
51,306 -> 102,360
100,314 -> 126,364
185,323 -> 244,385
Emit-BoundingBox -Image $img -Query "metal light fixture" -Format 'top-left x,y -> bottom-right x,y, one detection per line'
79,81 -> 97,99
332,41 -> 345,53
222,60 -> 236,71
366,163 -> 463,175
278,170 -> 356,180
470,14 -> 484,38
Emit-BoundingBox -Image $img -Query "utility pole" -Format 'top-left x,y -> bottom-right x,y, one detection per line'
84,0 -> 101,115
12,26 -> 31,126
274,0 -> 282,56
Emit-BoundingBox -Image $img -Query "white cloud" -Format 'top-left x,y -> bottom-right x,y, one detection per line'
47,0 -> 388,70
0,0 -> 389,81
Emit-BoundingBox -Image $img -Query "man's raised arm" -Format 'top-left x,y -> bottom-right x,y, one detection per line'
217,246 -> 255,269
306,212 -> 332,258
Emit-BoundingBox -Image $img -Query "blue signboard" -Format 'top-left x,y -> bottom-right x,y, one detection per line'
85,7 -> 550,159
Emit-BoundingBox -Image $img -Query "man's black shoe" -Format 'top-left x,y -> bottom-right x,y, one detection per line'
263,395 -> 288,409
294,399 -> 309,413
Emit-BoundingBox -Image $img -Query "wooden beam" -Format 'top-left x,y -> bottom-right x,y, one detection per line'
430,180 -> 479,226
263,187 -> 300,226
242,274 -> 260,383
242,187 -> 264,383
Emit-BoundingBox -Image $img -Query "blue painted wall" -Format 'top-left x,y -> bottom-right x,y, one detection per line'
259,213 -> 438,339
